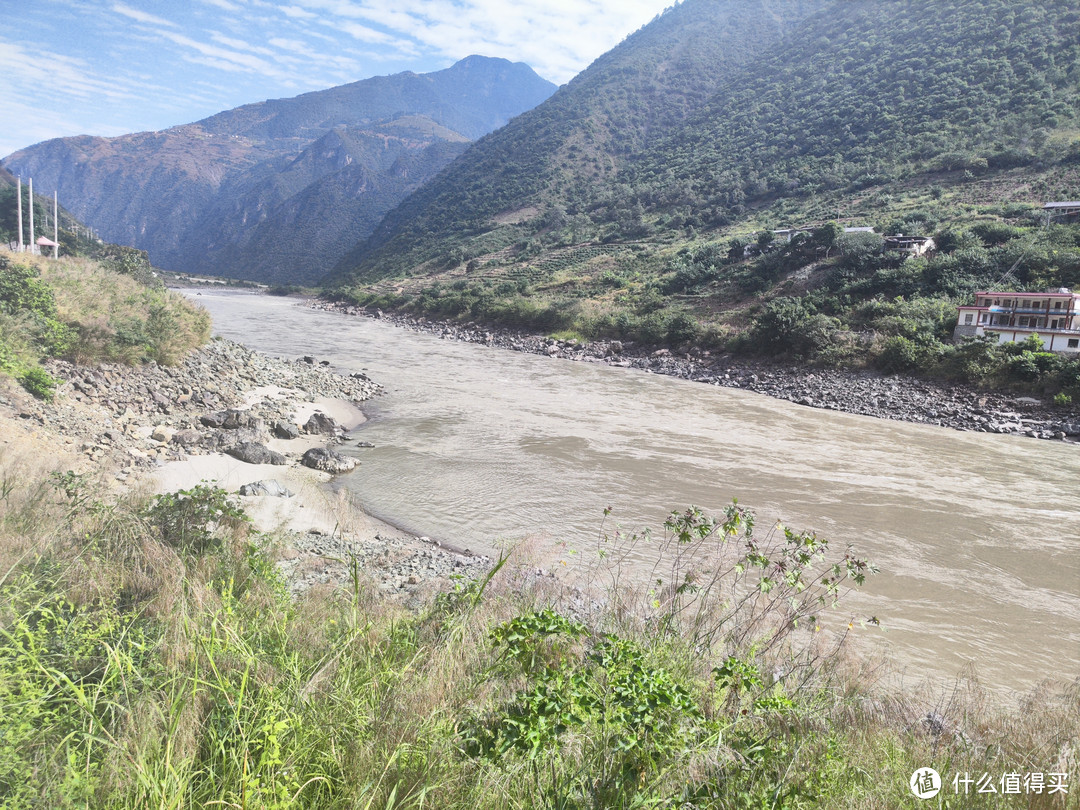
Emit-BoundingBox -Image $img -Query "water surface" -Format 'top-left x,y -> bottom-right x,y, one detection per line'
194,289 -> 1080,692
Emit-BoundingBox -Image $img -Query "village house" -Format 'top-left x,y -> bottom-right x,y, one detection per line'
883,234 -> 935,257
954,288 -> 1080,353
1043,201 -> 1080,226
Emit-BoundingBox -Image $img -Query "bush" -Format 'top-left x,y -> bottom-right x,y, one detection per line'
144,483 -> 249,555
876,335 -> 921,373
751,297 -> 840,359
17,366 -> 59,401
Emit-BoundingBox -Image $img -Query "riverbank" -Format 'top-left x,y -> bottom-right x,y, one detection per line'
313,301 -> 1080,442
0,337 -> 489,596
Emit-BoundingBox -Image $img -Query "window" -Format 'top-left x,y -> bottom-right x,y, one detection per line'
1055,301 -> 1062,309
1019,317 -> 1029,326
964,313 -> 974,324
1069,339 -> 1079,349
980,314 -> 987,323
1003,299 -> 1011,307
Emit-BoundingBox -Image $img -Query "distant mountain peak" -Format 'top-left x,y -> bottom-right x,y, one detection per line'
2,58 -> 556,284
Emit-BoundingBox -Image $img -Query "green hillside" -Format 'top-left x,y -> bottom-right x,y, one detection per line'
330,0 -> 828,281
328,0 -> 1080,390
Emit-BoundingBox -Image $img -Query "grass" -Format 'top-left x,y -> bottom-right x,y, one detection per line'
0,452 -> 1076,809
0,253 -> 211,397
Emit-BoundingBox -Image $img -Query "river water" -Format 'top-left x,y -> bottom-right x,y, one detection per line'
192,289 -> 1080,693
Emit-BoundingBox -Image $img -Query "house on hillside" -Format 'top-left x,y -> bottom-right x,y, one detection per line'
771,228 -> 811,243
843,226 -> 876,234
1043,201 -> 1080,226
954,288 -> 1080,353
884,234 -> 935,257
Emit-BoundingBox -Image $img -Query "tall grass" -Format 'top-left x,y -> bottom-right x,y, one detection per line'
0,456 -> 1076,808
0,253 -> 210,379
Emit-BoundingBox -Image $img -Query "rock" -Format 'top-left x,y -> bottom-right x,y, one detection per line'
171,429 -> 202,447
239,480 -> 294,497
226,442 -> 286,465
355,441 -> 375,448
301,447 -> 357,473
200,411 -> 227,429
151,425 -> 174,443
302,412 -> 340,435
273,420 -> 300,440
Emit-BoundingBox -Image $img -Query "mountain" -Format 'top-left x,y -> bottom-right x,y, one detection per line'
331,0 -> 1080,287
325,1 -> 1080,373
2,56 -> 556,284
330,0 -> 829,282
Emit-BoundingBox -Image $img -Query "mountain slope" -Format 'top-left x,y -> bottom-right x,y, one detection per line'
331,0 -> 1080,288
2,56 -> 556,284
330,0 -> 829,282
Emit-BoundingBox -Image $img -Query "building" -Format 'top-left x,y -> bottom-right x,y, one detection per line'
954,288 -> 1080,352
884,234 -> 935,257
1043,202 -> 1080,226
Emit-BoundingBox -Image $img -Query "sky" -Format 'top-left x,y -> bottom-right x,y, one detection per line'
0,0 -> 675,158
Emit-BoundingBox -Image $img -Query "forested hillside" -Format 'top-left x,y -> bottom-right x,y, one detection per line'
2,57 -> 556,285
329,0 -> 1080,392
331,0 -> 827,281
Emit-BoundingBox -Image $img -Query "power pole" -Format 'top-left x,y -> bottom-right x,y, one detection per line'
53,191 -> 59,259
16,176 -> 23,252
28,177 -> 35,255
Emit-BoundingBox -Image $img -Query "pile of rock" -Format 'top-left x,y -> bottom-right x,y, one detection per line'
5,339 -> 382,474
277,528 -> 491,598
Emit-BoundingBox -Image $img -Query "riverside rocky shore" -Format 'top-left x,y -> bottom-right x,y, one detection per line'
315,302 -> 1080,442
0,338 -> 490,596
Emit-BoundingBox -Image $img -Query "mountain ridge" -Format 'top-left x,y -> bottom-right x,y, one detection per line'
2,56 -> 556,284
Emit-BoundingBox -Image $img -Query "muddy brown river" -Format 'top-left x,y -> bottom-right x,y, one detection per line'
193,289 -> 1080,694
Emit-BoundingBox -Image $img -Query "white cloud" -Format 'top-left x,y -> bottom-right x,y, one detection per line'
290,0 -> 666,82
280,5 -> 318,19
199,0 -> 245,10
110,2 -> 179,27
4,0 -> 674,155
210,32 -> 277,57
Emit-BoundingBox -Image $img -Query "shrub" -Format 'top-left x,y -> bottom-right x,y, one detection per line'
144,483 -> 249,555
17,366 -> 59,401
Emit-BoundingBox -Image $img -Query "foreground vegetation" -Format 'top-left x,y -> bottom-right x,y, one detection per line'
1,455 -> 1076,808
0,252 -> 210,399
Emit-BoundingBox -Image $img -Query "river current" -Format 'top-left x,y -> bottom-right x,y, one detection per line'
191,289 -> 1079,693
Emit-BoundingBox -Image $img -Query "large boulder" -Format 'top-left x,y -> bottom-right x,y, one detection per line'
201,409 -> 262,430
301,447 -> 356,473
226,442 -> 286,465
302,412 -> 341,436
273,420 -> 300,440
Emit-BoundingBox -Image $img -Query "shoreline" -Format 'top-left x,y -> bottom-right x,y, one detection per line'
312,300 -> 1080,442
0,337 -> 489,597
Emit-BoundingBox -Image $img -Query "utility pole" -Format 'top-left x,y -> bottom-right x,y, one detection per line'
28,177 -> 35,255
16,176 -> 24,252
53,191 -> 59,258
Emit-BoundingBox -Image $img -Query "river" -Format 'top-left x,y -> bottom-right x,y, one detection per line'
192,289 -> 1080,693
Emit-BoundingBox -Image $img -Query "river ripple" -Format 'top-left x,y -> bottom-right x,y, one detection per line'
192,289 -> 1080,693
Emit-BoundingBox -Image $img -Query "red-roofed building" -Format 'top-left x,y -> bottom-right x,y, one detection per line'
955,289 -> 1080,352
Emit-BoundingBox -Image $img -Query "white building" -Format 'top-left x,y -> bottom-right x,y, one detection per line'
955,289 -> 1080,352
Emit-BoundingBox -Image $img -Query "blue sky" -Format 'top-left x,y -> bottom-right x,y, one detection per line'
0,0 -> 675,157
